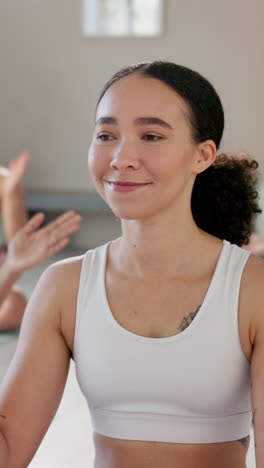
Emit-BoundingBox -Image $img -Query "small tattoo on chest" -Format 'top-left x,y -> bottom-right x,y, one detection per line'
177,305 -> 201,332
0,414 -> 6,419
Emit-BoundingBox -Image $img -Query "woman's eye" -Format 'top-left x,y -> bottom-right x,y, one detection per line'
143,134 -> 162,141
96,134 -> 115,141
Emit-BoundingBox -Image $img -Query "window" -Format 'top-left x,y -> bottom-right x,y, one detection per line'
83,0 -> 163,37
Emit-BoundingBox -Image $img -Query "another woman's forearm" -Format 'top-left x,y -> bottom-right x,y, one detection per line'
1,184 -> 28,243
0,257 -> 21,305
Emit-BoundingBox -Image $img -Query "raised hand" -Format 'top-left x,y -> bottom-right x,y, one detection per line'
2,151 -> 30,195
5,210 -> 82,274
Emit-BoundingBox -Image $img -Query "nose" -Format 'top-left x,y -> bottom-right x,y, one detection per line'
109,140 -> 141,170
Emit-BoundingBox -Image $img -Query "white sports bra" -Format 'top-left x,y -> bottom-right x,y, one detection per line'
73,240 -> 252,443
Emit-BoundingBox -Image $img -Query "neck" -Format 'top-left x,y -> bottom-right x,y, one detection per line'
113,210 -> 217,278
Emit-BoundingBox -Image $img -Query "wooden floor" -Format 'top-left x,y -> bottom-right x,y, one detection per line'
0,248 -> 256,468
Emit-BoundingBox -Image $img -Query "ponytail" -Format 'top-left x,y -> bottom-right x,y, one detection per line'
191,154 -> 262,246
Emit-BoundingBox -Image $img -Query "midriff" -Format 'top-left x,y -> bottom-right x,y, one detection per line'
93,433 -> 250,468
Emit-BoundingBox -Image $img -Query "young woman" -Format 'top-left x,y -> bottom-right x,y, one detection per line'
0,61 -> 263,468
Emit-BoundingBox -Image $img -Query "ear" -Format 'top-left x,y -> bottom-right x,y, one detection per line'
192,140 -> 217,174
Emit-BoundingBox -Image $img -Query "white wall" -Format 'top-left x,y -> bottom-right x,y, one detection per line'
1,0 -> 262,192
254,0 -> 264,232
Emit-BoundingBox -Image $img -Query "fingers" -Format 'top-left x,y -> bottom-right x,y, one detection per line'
45,211 -> 82,235
3,152 -> 30,195
0,152 -> 29,180
9,152 -> 30,175
8,151 -> 30,186
44,237 -> 71,258
21,210 -> 81,241
23,213 -> 46,234
41,210 -> 82,248
38,211 -> 81,260
16,211 -> 81,264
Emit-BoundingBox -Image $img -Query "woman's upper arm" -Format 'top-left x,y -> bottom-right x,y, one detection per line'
251,332 -> 264,467
0,262 -> 74,467
249,258 -> 264,467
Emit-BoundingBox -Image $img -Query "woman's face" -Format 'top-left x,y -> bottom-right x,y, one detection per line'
88,73 -> 209,220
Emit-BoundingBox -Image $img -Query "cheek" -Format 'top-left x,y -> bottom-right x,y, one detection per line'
88,146 -> 105,181
151,149 -> 185,173
154,149 -> 195,187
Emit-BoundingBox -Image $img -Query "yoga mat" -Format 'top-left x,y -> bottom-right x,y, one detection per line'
0,329 -> 19,344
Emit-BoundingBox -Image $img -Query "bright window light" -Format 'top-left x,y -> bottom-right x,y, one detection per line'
83,0 -> 163,37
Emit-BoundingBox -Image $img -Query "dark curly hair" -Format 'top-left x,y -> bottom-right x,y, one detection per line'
97,61 -> 261,246
192,154 -> 261,246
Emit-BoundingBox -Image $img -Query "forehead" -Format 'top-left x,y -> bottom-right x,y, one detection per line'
96,74 -> 190,123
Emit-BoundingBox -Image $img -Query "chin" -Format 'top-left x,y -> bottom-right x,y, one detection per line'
98,191 -> 161,220
109,209 -> 144,220
106,204 -> 156,221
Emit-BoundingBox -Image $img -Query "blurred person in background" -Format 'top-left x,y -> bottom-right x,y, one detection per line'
244,233 -> 264,256
0,152 -> 81,330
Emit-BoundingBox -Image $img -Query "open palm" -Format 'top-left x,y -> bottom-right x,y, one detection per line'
6,210 -> 82,274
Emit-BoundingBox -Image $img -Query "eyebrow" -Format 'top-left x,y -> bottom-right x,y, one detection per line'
95,116 -> 173,130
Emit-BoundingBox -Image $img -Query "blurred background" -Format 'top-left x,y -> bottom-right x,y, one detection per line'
0,1 -> 263,466
1,0 -> 263,245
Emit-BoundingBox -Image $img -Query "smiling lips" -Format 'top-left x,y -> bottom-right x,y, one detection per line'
107,181 -> 151,193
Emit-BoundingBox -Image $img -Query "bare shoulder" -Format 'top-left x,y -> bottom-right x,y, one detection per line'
42,253 -> 86,352
243,251 -> 264,276
45,253 -> 85,289
30,254 -> 85,312
240,253 -> 264,345
241,253 -> 264,296
15,254 -> 86,350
